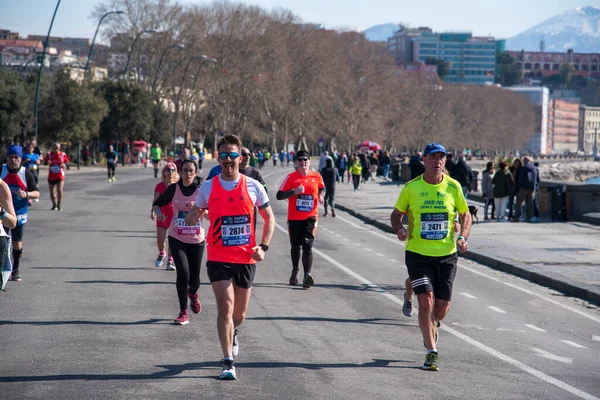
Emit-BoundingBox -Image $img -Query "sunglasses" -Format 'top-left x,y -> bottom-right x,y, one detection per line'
218,152 -> 240,160
297,157 -> 308,162
181,168 -> 196,173
241,152 -> 250,157
165,168 -> 176,173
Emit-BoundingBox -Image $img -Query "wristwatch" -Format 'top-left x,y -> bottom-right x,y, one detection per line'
259,243 -> 269,252
0,208 -> 6,220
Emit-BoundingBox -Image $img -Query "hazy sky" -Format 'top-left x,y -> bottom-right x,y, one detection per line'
1,0 -> 598,41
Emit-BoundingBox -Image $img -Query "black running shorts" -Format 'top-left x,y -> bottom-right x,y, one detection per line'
405,250 -> 458,301
206,261 -> 256,289
287,216 -> 317,247
4,224 -> 24,243
48,179 -> 62,186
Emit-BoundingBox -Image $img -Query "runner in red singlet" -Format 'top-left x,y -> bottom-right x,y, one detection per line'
43,143 -> 69,211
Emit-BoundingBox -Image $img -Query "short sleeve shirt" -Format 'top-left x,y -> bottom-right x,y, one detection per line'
394,174 -> 468,257
278,170 -> 325,220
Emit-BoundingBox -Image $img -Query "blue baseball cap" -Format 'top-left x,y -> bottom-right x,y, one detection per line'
423,142 -> 447,156
7,145 -> 23,158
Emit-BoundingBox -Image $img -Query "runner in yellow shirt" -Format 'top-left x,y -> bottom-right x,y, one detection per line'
390,142 -> 471,371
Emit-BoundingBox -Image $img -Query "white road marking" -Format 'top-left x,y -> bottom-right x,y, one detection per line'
335,213 -> 600,324
363,248 -> 372,252
531,348 -> 573,364
561,340 -> 586,349
487,306 -> 507,314
593,335 -> 600,342
524,324 -> 546,332
375,253 -> 385,257
343,238 -> 350,242
334,234 -> 342,238
388,259 -> 399,263
274,223 -> 599,400
354,243 -> 362,247
460,292 -> 477,299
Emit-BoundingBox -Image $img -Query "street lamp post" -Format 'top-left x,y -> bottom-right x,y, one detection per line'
185,58 -> 217,135
172,55 -> 206,148
33,0 -> 62,142
151,43 -> 185,97
122,29 -> 158,80
84,10 -> 125,83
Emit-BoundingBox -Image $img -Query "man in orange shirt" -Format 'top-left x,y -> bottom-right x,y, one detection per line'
277,150 -> 325,289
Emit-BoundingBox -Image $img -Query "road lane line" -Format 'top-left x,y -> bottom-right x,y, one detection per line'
388,259 -> 399,263
274,223 -> 599,400
524,324 -> 546,332
561,340 -> 586,349
593,335 -> 600,341
487,306 -> 507,314
375,253 -> 385,257
460,292 -> 477,299
334,213 -> 600,324
531,348 -> 573,364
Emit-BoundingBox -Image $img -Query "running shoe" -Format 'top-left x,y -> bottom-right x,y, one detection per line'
331,209 -> 336,218
34,198 -> 39,203
11,271 -> 21,281
111,177 -> 116,182
188,291 -> 201,314
174,310 -> 189,325
57,204 -> 63,211
166,260 -> 175,271
423,352 -> 440,371
402,292 -> 413,317
108,178 -> 112,183
232,328 -> 240,358
423,321 -> 440,348
302,273 -> 314,289
51,204 -> 57,211
219,358 -> 236,380
323,212 -> 328,217
289,271 -> 299,286
155,254 -> 165,268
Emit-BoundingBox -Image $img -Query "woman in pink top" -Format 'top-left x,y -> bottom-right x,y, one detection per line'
152,160 -> 206,325
151,162 -> 179,270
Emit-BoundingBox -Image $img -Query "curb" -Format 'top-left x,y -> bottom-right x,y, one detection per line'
335,202 -> 600,306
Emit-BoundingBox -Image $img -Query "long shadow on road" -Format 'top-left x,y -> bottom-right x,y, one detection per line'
0,358 -> 418,383
246,316 -> 413,328
0,318 -> 171,326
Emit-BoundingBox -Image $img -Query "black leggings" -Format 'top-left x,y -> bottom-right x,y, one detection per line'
288,217 -> 316,275
168,237 -> 205,311
107,163 -> 116,178
352,174 -> 360,190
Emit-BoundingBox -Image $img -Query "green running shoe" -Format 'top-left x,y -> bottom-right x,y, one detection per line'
423,352 -> 440,371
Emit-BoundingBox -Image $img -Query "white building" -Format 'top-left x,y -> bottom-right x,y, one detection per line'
505,86 -> 550,154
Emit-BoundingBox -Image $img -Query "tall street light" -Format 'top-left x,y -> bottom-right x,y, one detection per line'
185,58 -> 217,135
151,43 -> 185,97
34,0 -> 62,141
172,55 -> 206,147
122,29 -> 158,80
84,10 -> 125,83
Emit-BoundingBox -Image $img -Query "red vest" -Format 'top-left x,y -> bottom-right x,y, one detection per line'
207,175 -> 256,264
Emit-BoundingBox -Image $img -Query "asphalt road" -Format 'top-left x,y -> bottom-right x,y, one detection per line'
1,164 -> 599,400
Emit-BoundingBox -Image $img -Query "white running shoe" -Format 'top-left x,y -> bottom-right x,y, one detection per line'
232,329 -> 240,358
166,260 -> 175,271
219,359 -> 236,380
155,254 -> 165,268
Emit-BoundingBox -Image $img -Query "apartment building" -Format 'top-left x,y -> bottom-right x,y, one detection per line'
579,105 -> 600,154
387,27 -> 497,85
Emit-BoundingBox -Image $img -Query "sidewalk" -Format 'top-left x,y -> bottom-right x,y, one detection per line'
333,177 -> 600,305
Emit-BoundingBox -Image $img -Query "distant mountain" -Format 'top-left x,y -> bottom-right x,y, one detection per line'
506,6 -> 600,53
362,23 -> 398,42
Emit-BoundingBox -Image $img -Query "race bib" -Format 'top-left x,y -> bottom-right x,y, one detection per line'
17,213 -> 27,225
296,194 -> 314,212
221,215 -> 251,246
176,211 -> 201,235
50,165 -> 61,174
28,164 -> 38,171
108,158 -> 114,163
420,212 -> 449,240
